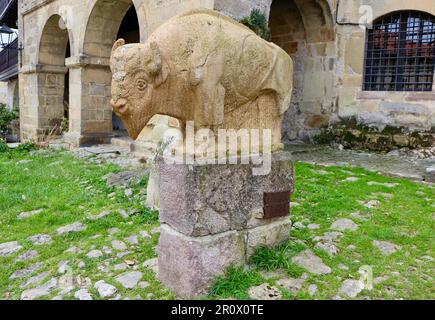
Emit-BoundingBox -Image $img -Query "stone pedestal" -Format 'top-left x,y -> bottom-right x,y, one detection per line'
157,152 -> 294,297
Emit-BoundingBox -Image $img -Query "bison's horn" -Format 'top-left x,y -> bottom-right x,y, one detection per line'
145,41 -> 163,76
111,39 -> 125,66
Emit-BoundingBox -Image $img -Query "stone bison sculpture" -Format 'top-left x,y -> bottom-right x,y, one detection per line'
110,8 -> 293,151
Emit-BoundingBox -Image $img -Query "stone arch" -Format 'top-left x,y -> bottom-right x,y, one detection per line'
37,14 -> 72,135
269,0 -> 336,141
83,0 -> 142,59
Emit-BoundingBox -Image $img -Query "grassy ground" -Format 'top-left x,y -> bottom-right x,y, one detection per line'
0,148 -> 433,300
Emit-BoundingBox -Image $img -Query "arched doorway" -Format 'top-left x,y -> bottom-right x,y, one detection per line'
113,4 -> 140,133
269,0 -> 335,141
38,14 -> 71,136
75,0 -> 141,144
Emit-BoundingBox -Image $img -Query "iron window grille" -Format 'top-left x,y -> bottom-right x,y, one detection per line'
363,11 -> 435,92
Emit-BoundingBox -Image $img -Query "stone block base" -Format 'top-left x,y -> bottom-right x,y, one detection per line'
157,151 -> 294,297
158,218 -> 291,297
63,132 -> 113,147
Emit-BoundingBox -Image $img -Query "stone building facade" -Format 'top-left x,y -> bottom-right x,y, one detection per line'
16,0 -> 435,145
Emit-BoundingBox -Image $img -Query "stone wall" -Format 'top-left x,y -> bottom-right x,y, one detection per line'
17,0 -> 435,145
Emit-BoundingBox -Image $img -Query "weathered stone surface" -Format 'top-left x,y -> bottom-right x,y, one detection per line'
143,258 -> 159,275
0,241 -> 23,256
246,218 -> 291,257
115,271 -> 143,289
16,250 -> 39,262
373,240 -> 402,255
28,234 -> 52,245
10,262 -> 44,279
340,279 -> 365,298
112,240 -> 127,251
88,211 -> 111,221
276,278 -> 305,292
292,250 -> 332,275
313,232 -> 343,243
86,250 -> 103,259
158,152 -> 294,237
74,289 -> 93,300
248,284 -> 282,300
103,171 -> 146,188
125,235 -> 139,245
158,224 -> 245,297
331,219 -> 358,231
58,261 -> 70,274
315,242 -> 339,257
95,280 -> 118,298
20,272 -> 50,289
114,263 -> 128,271
56,222 -> 86,235
308,284 -> 318,296
18,209 -> 44,220
21,278 -> 57,300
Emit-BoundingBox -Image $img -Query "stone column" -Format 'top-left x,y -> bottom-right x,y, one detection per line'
157,152 -> 294,297
20,64 -> 68,141
64,55 -> 113,147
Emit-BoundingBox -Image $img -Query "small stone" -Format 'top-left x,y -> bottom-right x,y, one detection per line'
86,250 -> 103,259
308,284 -> 318,296
117,251 -> 133,259
18,209 -> 44,219
56,222 -> 86,235
102,246 -> 113,255
108,228 -> 120,235
373,240 -> 402,255
65,246 -> 80,254
10,262 -> 44,279
139,281 -> 150,289
347,245 -> 357,251
125,259 -> 136,266
259,269 -> 287,279
344,177 -> 359,182
315,242 -> 339,257
125,235 -> 139,245
58,261 -> 70,274
293,222 -> 305,229
115,271 -> 143,289
374,275 -> 390,284
28,234 -> 52,245
276,278 -> 305,292
88,211 -> 111,220
331,218 -> 358,231
74,289 -> 93,300
151,227 -> 160,234
307,224 -> 320,230
77,261 -> 86,269
94,280 -> 118,298
140,230 -> 151,239
16,250 -> 39,262
124,189 -> 133,197
338,264 -> 349,271
20,272 -> 50,289
313,232 -> 343,243
367,181 -> 399,188
292,250 -> 332,275
21,278 -> 57,300
249,283 -> 282,300
114,263 -> 128,271
0,241 -> 23,256
143,258 -> 159,274
118,209 -> 130,219
112,240 -> 127,251
340,279 -> 365,298
359,200 -> 381,209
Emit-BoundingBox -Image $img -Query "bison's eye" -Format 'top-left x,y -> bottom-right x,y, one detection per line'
136,79 -> 147,91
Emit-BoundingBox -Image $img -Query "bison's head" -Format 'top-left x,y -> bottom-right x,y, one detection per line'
110,39 -> 169,139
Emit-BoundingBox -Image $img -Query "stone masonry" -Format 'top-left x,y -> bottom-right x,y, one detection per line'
157,152 -> 294,297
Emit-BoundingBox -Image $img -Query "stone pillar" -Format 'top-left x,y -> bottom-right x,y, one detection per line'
64,56 -> 113,147
157,152 -> 294,297
19,64 -> 68,141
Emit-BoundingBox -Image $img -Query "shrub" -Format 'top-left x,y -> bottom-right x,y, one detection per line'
0,137 -> 8,153
239,9 -> 271,41
0,104 -> 19,133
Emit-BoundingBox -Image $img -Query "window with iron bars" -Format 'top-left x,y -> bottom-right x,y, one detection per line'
363,11 -> 435,92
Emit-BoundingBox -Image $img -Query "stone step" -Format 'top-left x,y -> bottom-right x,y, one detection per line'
111,136 -> 134,149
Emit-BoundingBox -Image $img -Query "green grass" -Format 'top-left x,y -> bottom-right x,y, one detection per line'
0,149 -> 433,300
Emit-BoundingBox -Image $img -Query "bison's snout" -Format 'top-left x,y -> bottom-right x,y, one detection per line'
111,98 -> 128,115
